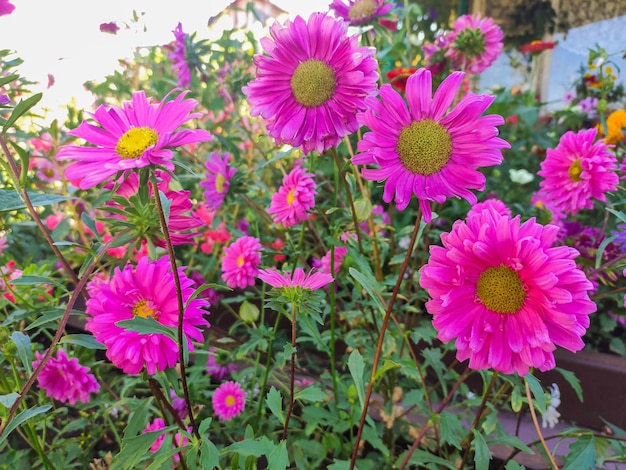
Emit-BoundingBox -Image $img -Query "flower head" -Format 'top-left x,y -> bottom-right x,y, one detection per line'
143,418 -> 190,460
99,22 -> 120,34
221,236 -> 263,289
419,202 -> 596,375
598,109 -> 626,144
446,13 -> 504,74
577,96 -> 598,115
0,0 -> 15,16
206,347 -> 238,381
243,13 -> 379,155
57,90 -> 211,189
538,128 -> 618,215
169,23 -> 192,87
386,67 -> 417,92
268,163 -> 317,227
353,68 -> 509,222
258,267 -> 334,290
329,0 -> 394,25
212,381 -> 247,421
32,349 -> 100,404
519,40 -> 555,54
85,255 -> 209,374
200,152 -> 237,210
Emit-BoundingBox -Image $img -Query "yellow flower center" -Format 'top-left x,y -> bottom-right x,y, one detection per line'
215,173 -> 226,193
115,127 -> 158,159
225,395 -> 236,407
476,265 -> 526,314
287,188 -> 296,205
132,299 -> 158,319
237,255 -> 245,267
568,159 -> 583,182
396,119 -> 452,175
348,0 -> 377,20
290,59 -> 336,108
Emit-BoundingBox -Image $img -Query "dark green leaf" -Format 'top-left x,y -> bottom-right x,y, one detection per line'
524,374 -> 546,415
563,435 -> 595,470
116,317 -> 177,342
111,425 -> 178,470
266,440 -> 289,470
199,439 -> 220,470
11,331 -> 32,374
555,367 -> 583,402
472,430 -> 492,470
12,274 -> 67,291
59,334 -> 106,350
347,350 -> 365,410
0,190 -> 71,212
439,411 -> 464,449
266,387 -> 284,424
3,93 -> 43,131
294,386 -> 327,403
0,405 -> 51,445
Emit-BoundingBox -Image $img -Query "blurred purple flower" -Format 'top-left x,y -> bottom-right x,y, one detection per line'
99,22 -> 120,34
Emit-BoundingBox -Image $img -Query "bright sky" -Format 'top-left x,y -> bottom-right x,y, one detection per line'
2,0 -> 329,121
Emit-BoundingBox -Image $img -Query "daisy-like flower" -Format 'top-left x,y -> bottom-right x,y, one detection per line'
200,152 -> 237,210
329,0 -> 394,25
221,236 -> 263,289
206,347 -> 238,381
598,109 -> 626,144
32,349 -> 100,404
212,381 -> 247,421
85,255 -> 209,375
243,13 -> 379,155
268,163 -> 317,227
353,68 -> 509,222
446,13 -> 504,74
419,201 -> 597,376
258,267 -> 334,290
57,89 -> 211,189
538,128 -> 618,215
169,23 -> 192,88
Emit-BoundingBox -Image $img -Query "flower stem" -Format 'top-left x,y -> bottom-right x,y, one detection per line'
350,209 -> 423,470
282,302 -> 297,441
253,311 -> 282,430
331,149 -> 363,253
151,178 -> 199,440
525,379 -> 559,470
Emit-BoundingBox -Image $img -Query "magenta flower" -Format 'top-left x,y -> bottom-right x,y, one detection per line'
268,163 -> 317,227
446,13 -> 504,74
221,236 -> 263,289
32,349 -> 100,405
200,152 -> 237,210
468,198 -> 511,218
143,418 -> 189,460
353,68 -> 508,222
419,201 -> 597,376
85,255 -> 209,375
169,23 -> 192,88
0,236 -> 8,256
212,381 -> 247,421
99,22 -> 120,34
329,0 -> 394,25
0,0 -> 15,16
538,128 -> 618,215
243,13 -> 378,155
206,347 -> 237,381
258,267 -> 334,290
57,89 -> 211,189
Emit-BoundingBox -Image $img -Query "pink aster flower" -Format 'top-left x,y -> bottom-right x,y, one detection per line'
85,255 -> 209,375
329,0 -> 394,25
221,236 -> 263,289
538,128 -> 618,215
99,22 -> 120,34
468,198 -> 511,218
169,23 -> 192,88
243,12 -> 379,155
0,0 -> 15,16
57,89 -> 211,189
267,163 -> 317,227
446,13 -> 504,74
206,347 -> 237,381
258,267 -> 334,290
32,349 -> 100,404
200,152 -> 237,210
419,202 -> 597,376
353,68 -> 509,222
212,381 -> 247,421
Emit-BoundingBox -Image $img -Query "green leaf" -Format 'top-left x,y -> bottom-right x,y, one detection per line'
3,93 -> 42,132
158,190 -> 171,225
555,367 -> 583,402
511,385 -> 523,412
524,374 -> 546,415
0,405 -> 51,445
81,212 -> 101,242
348,267 -> 386,315
505,461 -> 526,470
59,334 -> 106,350
487,433 -> 534,455
394,449 -> 456,469
0,190 -> 71,212
198,417 -> 212,437
11,331 -> 32,374
362,423 -> 389,457
0,392 -> 19,409
372,359 -> 401,383
563,435 -> 595,470
266,440 -> 289,470
472,430 -> 492,470
111,425 -> 178,470
0,73 -> 18,88
347,350 -> 365,411
294,386 -> 327,403
116,316 -> 177,342
199,439 -> 220,470
124,398 -> 153,439
222,439 -> 268,458
439,411 -> 464,449
11,274 -> 67,292
266,387 -> 285,424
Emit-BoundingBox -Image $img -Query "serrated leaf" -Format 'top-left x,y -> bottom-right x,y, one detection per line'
524,374 -> 546,415
294,386 -> 327,403
116,316 -> 177,342
505,461 -> 526,470
266,387 -> 284,424
394,449 -> 456,469
123,398 -> 153,439
11,331 -> 32,374
198,417 -> 212,437
347,350 -> 365,410
222,439 -> 267,458
199,439 -> 220,470
472,430 -> 492,470
563,435 -> 595,470
59,334 -> 106,350
0,190 -> 71,212
267,440 -> 289,470
555,367 -> 583,402
439,411 -> 464,449
3,92 -> 42,131
0,405 -> 51,445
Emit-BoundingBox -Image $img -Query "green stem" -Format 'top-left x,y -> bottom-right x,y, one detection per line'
329,246 -> 339,406
331,149 -> 363,253
282,302 -> 297,441
525,379 -> 559,470
253,311 -> 282,430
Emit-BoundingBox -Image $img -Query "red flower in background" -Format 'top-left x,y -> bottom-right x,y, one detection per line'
385,67 -> 417,92
519,40 -> 555,54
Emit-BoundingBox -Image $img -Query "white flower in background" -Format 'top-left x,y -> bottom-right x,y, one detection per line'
541,383 -> 561,429
509,168 -> 534,184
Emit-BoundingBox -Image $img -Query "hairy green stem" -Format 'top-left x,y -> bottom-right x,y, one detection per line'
282,302 -> 297,441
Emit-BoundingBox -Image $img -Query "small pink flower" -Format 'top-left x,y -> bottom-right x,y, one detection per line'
32,349 -> 100,404
267,163 -> 317,227
221,236 -> 263,289
257,267 -> 334,290
99,22 -> 120,34
0,0 -> 15,16
143,418 -> 190,461
169,22 -> 192,88
212,381 -> 247,421
200,152 -> 237,210
446,13 -> 504,74
206,347 -> 237,381
0,236 -> 8,256
44,213 -> 66,231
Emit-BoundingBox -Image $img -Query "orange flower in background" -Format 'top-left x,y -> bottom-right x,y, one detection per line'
597,109 -> 626,144
519,40 -> 556,54
385,67 -> 417,92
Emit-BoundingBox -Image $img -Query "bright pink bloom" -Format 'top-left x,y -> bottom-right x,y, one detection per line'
0,0 -> 15,16
206,347 -> 237,381
32,349 -> 100,404
419,202 -> 597,376
85,255 -> 209,375
212,381 -> 247,421
221,236 -> 262,289
99,22 -> 120,34
169,23 -> 191,87
243,13 -> 379,155
319,246 -> 348,275
268,164 -> 317,227
258,267 -> 334,290
143,418 -> 189,460
200,152 -> 237,210
57,90 -> 211,189
44,213 -> 66,231
329,0 -> 394,25
468,198 -> 511,218
538,128 -> 618,215
0,236 -> 8,256
353,68 -> 509,222
446,13 -> 504,74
